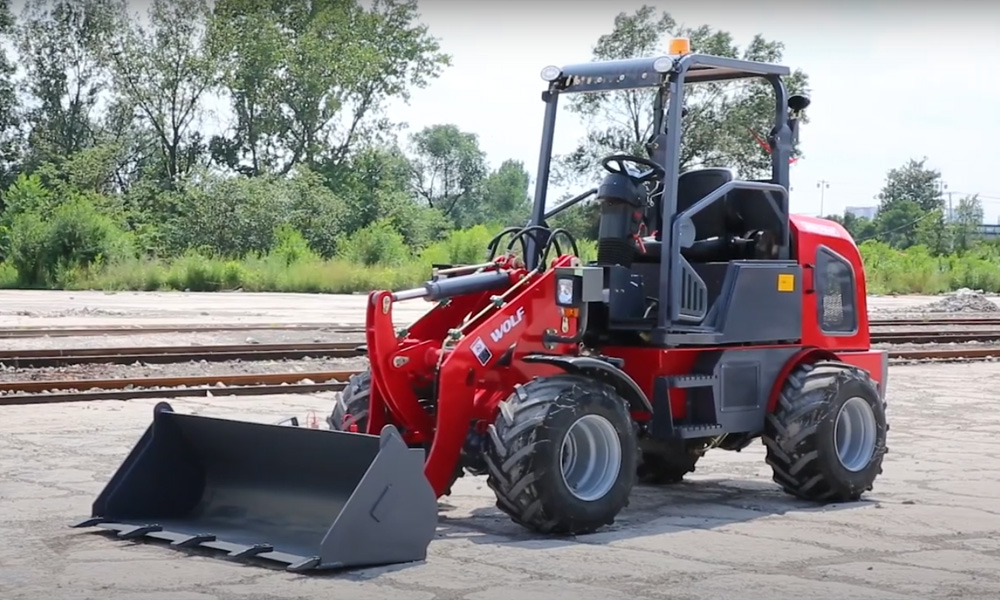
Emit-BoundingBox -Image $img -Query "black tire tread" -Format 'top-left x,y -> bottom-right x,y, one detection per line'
637,445 -> 701,485
327,369 -> 462,495
762,360 -> 887,502
483,374 -> 637,535
327,370 -> 371,431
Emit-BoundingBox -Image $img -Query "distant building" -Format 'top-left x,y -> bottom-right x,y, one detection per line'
845,206 -> 878,220
978,224 -> 1000,239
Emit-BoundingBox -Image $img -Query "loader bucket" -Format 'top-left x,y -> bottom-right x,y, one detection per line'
71,402 -> 438,572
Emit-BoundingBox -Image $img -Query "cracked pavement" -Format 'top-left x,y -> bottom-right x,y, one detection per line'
2,361 -> 1000,599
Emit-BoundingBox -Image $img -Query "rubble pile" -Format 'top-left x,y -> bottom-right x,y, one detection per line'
922,288 -> 1000,313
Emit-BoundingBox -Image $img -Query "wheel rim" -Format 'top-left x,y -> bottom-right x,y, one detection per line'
559,414 -> 622,501
834,396 -> 878,472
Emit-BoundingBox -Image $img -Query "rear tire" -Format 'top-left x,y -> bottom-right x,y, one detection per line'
637,439 -> 701,485
762,360 -> 888,502
483,374 -> 638,535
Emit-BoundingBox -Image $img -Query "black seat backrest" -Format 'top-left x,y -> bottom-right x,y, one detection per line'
656,167 -> 736,241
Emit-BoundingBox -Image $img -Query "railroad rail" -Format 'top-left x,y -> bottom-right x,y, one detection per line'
0,323 -> 364,338
1,316 -> 1000,340
870,331 -> 1000,344
4,330 -> 1000,369
0,341 -> 367,368
870,316 -> 1000,327
3,345 -> 1000,407
0,370 -> 355,406
0,329 -> 1000,368
2,315 -> 1000,338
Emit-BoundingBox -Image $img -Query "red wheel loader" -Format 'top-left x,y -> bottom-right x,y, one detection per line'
73,44 -> 889,571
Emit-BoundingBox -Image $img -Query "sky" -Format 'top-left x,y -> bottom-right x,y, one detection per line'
379,0 -> 1000,222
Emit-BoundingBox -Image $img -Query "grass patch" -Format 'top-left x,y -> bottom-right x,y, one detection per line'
4,232 -> 1000,296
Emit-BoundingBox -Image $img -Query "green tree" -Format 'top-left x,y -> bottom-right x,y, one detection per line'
208,0 -> 450,176
951,194 -> 983,252
103,0 -> 220,187
325,143 -> 452,247
872,158 -> 946,250
16,0 -> 119,172
480,159 -> 532,226
409,124 -> 488,228
0,0 -> 23,189
829,212 -> 877,243
557,5 -> 810,186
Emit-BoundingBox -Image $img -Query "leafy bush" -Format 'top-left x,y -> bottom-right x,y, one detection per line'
7,212 -> 49,285
436,225 -> 496,264
0,173 -> 53,262
270,224 -> 320,266
337,219 -> 411,267
8,199 -> 1000,296
160,170 -> 347,259
7,196 -> 134,287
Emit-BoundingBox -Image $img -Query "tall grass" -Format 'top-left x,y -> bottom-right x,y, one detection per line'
2,230 -> 999,295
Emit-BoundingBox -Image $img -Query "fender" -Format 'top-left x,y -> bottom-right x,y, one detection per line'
522,354 -> 654,414
765,347 -> 837,413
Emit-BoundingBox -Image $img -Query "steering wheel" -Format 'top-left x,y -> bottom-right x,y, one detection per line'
601,154 -> 665,184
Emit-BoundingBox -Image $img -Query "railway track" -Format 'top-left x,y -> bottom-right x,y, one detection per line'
4,315 -> 1000,407
0,341 -> 367,368
1,315 -> 998,339
3,346 -> 1000,407
0,323 -> 364,338
3,330 -> 1000,369
870,331 -> 1000,344
870,316 -> 1000,327
0,370 -> 355,406
0,316 -> 997,341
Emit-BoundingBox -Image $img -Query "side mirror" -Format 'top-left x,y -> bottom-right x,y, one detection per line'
787,95 -> 810,147
788,94 -> 811,115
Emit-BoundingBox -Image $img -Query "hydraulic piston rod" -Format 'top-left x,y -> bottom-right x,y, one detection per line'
391,270 -> 512,303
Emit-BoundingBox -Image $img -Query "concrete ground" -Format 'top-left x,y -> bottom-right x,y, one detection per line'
2,361 -> 1000,600
0,290 -> 432,328
2,289 -> 1000,598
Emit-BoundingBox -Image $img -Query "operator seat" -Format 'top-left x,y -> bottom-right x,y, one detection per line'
637,167 -> 735,261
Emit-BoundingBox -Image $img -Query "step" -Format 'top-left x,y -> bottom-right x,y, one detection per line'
674,423 -> 725,439
664,374 -> 717,389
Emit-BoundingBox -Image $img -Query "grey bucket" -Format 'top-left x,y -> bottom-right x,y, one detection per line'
71,402 -> 438,571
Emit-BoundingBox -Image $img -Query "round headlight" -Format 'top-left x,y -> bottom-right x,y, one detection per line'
652,56 -> 674,73
540,65 -> 562,82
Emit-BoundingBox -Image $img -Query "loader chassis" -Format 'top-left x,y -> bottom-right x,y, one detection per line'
74,47 -> 889,570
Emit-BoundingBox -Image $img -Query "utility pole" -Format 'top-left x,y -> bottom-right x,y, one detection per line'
817,180 -> 830,216
936,180 -> 951,222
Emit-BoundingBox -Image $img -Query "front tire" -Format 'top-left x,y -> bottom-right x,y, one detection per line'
327,370 -> 373,432
483,374 -> 638,535
763,360 -> 888,502
327,369 -> 462,494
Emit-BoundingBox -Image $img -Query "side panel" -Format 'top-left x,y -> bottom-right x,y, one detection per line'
791,214 -> 872,351
605,345 -> 800,428
711,261 -> 802,343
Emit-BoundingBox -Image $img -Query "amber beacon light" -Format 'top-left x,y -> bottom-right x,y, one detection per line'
668,37 -> 691,55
